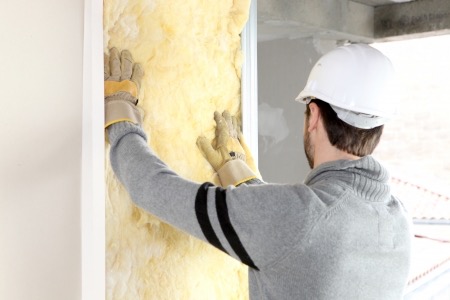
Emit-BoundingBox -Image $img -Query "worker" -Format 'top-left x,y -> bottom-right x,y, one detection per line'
104,44 -> 412,299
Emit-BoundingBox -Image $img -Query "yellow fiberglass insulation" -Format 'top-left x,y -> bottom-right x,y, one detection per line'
104,0 -> 251,299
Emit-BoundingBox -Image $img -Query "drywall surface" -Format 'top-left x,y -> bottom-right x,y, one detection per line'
104,0 -> 250,299
0,0 -> 83,300
257,38 -> 324,183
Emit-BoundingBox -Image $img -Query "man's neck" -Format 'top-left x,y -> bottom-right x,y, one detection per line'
313,145 -> 360,169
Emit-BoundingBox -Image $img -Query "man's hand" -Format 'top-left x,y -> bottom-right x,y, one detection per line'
197,110 -> 259,186
104,48 -> 144,129
197,111 -> 246,171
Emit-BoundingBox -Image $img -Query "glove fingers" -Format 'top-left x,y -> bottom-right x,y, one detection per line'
214,111 -> 228,147
231,116 -> 239,139
222,110 -> 236,138
131,63 -> 144,91
197,136 -> 221,170
104,53 -> 110,80
222,110 -> 232,129
120,50 -> 133,81
108,47 -> 121,81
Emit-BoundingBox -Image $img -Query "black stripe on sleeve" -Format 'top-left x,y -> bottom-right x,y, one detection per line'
195,182 -> 228,254
215,188 -> 259,270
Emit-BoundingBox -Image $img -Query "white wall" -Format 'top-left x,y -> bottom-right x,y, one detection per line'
0,0 -> 84,299
257,38 -> 322,183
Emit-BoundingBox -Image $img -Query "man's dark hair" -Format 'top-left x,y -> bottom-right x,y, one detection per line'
306,99 -> 383,157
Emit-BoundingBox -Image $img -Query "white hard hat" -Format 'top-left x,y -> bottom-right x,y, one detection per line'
296,43 -> 395,129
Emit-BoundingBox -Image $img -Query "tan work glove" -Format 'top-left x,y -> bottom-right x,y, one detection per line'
197,111 -> 259,187
104,47 -> 144,129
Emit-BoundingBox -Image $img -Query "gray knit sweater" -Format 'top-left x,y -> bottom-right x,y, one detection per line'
109,122 -> 412,300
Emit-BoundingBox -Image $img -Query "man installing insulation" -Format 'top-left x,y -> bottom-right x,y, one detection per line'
104,44 -> 411,299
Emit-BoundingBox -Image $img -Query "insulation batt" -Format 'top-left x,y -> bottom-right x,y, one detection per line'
104,0 -> 251,299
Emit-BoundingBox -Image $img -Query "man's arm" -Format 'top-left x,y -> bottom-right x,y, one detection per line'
104,48 -> 319,271
109,121 -> 320,271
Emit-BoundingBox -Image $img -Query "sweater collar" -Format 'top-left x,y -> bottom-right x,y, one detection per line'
304,156 -> 391,202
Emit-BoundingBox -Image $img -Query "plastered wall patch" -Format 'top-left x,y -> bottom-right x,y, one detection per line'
104,0 -> 251,299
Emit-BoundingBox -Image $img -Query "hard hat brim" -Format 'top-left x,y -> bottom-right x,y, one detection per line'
295,93 -> 389,129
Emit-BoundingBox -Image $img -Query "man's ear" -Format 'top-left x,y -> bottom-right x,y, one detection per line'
307,102 -> 321,132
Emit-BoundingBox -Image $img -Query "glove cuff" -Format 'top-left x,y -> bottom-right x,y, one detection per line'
105,80 -> 138,99
107,121 -> 147,148
217,159 -> 257,187
105,99 -> 143,128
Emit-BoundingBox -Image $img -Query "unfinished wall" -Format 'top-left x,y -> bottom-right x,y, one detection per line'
257,38 -> 326,183
104,0 -> 250,298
